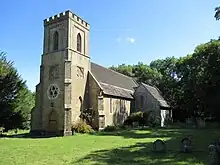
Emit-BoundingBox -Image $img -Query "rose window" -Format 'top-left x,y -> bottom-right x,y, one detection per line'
47,84 -> 60,100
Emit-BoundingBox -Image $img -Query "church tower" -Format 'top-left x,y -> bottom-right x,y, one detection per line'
31,10 -> 90,136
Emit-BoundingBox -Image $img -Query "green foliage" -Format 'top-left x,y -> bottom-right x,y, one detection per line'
215,6 -> 220,20
13,86 -> 35,129
110,64 -> 133,77
72,120 -> 94,134
103,125 -> 117,132
0,127 -> 5,134
124,111 -> 150,127
148,115 -> 161,127
111,39 -> 220,122
0,52 -> 35,131
118,124 -> 127,130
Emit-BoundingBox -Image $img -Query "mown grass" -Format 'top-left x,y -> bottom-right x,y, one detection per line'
0,128 -> 219,165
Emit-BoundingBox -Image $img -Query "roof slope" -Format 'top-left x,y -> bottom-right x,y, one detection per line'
91,62 -> 138,91
90,62 -> 138,99
141,83 -> 170,108
100,82 -> 133,99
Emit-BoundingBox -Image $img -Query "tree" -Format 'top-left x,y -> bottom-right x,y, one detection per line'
215,6 -> 220,20
110,64 -> 133,77
132,62 -> 162,86
0,52 -> 34,130
13,86 -> 35,129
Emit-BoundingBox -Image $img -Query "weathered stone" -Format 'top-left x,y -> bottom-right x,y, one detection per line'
31,9 -> 171,135
180,137 -> 192,153
153,139 -> 166,153
64,131 -> 72,136
208,144 -> 220,165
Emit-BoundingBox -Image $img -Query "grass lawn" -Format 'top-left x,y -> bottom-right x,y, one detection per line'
0,128 -> 219,165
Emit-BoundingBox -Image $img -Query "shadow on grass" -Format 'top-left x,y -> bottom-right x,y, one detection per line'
90,128 -> 193,139
0,132 -> 58,139
75,141 -> 208,165
80,128 -> 220,165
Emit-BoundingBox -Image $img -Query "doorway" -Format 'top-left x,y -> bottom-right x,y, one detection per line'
48,111 -> 57,132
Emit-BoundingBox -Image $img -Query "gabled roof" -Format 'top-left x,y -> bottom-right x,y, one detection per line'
100,82 -> 134,99
91,62 -> 138,92
141,83 -> 170,108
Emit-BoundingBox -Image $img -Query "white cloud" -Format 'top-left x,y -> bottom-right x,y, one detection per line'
126,37 -> 136,44
116,36 -> 136,44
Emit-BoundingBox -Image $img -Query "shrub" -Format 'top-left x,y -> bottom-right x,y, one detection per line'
0,127 -> 5,135
164,117 -> 173,126
130,111 -> 143,121
118,124 -> 127,130
103,125 -> 117,132
72,120 -> 94,134
124,111 -> 151,127
149,116 -> 161,127
124,111 -> 143,126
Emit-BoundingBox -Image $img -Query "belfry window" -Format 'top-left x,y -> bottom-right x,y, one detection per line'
53,31 -> 59,51
77,33 -> 82,52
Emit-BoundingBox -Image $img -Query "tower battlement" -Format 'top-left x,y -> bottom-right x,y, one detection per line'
44,10 -> 90,29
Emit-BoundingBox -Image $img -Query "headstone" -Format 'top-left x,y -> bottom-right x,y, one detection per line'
197,118 -> 206,128
153,139 -> 166,153
132,122 -> 139,128
208,144 -> 220,165
180,137 -> 192,153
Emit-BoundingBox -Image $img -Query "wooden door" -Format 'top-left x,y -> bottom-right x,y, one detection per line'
48,111 -> 57,132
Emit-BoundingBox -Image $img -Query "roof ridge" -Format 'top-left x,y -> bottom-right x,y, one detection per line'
91,62 -> 136,82
100,82 -> 134,92
141,82 -> 165,99
141,83 -> 162,99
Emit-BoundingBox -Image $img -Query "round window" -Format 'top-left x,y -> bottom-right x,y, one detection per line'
47,84 -> 60,100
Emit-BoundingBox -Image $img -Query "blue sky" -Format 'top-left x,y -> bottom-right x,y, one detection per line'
0,0 -> 220,91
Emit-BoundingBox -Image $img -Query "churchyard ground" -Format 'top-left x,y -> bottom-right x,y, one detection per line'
0,128 -> 218,165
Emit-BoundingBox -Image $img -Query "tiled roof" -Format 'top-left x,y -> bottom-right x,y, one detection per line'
100,82 -> 134,99
142,83 -> 170,108
91,62 -> 138,96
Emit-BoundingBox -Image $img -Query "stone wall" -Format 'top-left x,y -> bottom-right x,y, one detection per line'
88,72 -> 101,129
103,97 -> 131,127
67,14 -> 90,125
134,84 -> 160,118
31,10 -> 91,136
31,84 -> 42,131
41,51 -> 66,133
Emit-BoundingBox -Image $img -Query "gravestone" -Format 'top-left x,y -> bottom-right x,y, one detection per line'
180,137 -> 192,153
208,140 -> 220,165
153,139 -> 166,153
208,144 -> 220,165
197,118 -> 206,128
132,122 -> 139,128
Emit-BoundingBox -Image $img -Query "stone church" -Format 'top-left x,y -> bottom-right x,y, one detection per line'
31,10 -> 171,136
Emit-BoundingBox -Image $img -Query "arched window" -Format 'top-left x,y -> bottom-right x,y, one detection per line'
79,96 -> 83,112
77,33 -> 82,52
53,31 -> 59,51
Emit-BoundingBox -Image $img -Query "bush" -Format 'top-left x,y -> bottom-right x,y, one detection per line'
72,120 -> 94,134
148,115 -> 161,127
0,127 -> 5,134
124,111 -> 143,126
124,111 -> 151,127
118,124 -> 127,130
103,125 -> 117,132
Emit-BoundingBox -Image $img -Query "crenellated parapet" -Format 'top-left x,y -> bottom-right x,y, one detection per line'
44,10 -> 90,29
